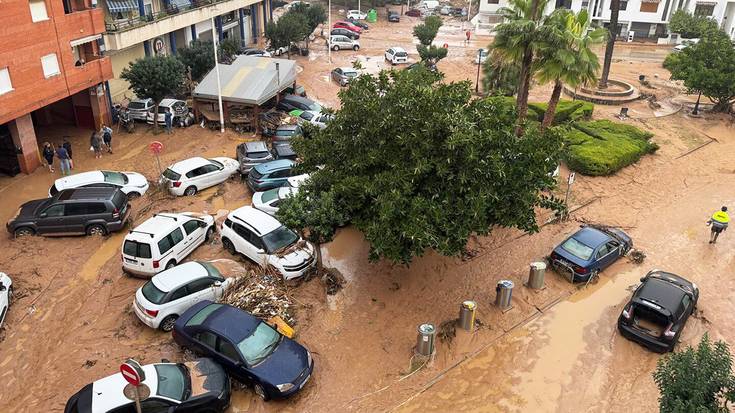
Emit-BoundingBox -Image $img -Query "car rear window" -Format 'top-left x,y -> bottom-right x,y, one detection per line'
124,240 -> 152,258
395,52 -> 408,57
185,303 -> 222,326
128,101 -> 147,110
632,304 -> 669,336
250,168 -> 264,180
275,129 -> 295,137
561,237 -> 594,261
261,188 -> 280,203
142,280 -> 167,304
162,168 -> 181,181
112,190 -> 127,210
247,151 -> 271,159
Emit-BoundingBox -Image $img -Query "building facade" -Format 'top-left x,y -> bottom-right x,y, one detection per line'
478,0 -> 735,41
0,0 -> 114,175
101,0 -> 274,101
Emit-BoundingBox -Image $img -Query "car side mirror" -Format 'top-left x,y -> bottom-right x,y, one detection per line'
39,213 -> 47,218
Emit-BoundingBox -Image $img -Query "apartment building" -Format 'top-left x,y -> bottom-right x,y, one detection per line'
478,0 -> 735,41
0,0 -> 114,175
101,0 -> 274,101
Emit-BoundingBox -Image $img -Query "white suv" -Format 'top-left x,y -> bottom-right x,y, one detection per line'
385,47 -> 409,65
220,206 -> 316,280
161,157 -> 239,196
133,261 -> 235,331
122,212 -> 215,277
329,35 -> 360,51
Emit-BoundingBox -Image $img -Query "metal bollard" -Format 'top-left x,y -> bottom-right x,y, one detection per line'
416,323 -> 436,356
528,262 -> 546,290
495,280 -> 514,310
458,300 -> 477,331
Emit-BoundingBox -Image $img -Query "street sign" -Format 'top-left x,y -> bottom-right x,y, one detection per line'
120,359 -> 145,387
149,141 -> 164,155
568,172 -> 576,185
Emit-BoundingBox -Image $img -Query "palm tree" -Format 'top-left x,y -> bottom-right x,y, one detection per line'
535,10 -> 606,129
599,0 -> 620,88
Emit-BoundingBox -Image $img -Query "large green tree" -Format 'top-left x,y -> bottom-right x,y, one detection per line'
121,56 -> 185,132
598,0 -> 619,88
264,11 -> 310,58
653,333 -> 735,412
277,67 -> 564,264
176,39 -> 239,81
290,3 -> 326,50
413,16 -> 447,66
663,31 -> 735,113
669,9 -> 719,39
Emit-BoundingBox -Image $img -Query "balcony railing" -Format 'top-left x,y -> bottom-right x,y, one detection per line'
105,0 -> 239,32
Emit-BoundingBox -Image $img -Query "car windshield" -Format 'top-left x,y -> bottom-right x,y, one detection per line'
276,129 -> 296,137
237,322 -> 281,366
306,102 -> 322,112
261,188 -> 280,203
561,237 -> 594,260
128,101 -> 147,110
300,111 -> 314,121
262,226 -> 299,253
141,280 -> 166,304
162,168 -> 181,181
155,364 -> 189,401
395,52 -> 407,57
102,171 -> 128,185
343,70 -> 358,77
208,159 -> 224,169
199,261 -> 223,279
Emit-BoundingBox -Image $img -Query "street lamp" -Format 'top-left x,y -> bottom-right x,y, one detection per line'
328,0 -> 332,63
475,48 -> 482,94
211,16 -> 225,133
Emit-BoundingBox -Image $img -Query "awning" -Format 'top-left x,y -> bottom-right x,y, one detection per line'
70,34 -> 102,47
106,0 -> 138,13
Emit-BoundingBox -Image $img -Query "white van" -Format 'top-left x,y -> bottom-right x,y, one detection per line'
417,0 -> 439,11
122,212 -> 215,277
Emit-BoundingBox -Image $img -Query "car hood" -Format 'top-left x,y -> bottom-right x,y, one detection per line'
552,244 -> 590,268
125,172 -> 149,188
15,199 -> 48,220
273,242 -> 314,265
185,358 -> 228,398
251,337 -> 309,385
213,157 -> 239,173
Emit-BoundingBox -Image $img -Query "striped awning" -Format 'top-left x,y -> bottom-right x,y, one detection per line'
106,0 -> 138,13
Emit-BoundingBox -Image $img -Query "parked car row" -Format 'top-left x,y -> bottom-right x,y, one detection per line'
127,98 -> 194,127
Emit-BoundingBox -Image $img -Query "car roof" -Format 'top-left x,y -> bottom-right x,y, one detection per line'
92,364 -> 160,411
54,187 -> 118,202
229,206 -> 282,235
277,124 -> 300,131
152,262 -> 208,292
54,171 -> 106,190
339,67 -> 357,72
391,46 -> 407,53
282,94 -> 312,104
159,98 -> 182,107
169,157 -> 211,173
253,159 -> 294,174
244,141 -> 269,152
127,213 -> 192,242
200,304 -> 261,343
571,226 -> 610,248
130,98 -> 153,104
635,277 -> 687,313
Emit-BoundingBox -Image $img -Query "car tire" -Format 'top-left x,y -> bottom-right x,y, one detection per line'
86,224 -> 107,236
165,260 -> 177,270
333,45 -> 340,51
13,227 -> 34,238
254,383 -> 270,401
184,186 -> 197,196
353,45 -> 360,51
205,226 -> 215,241
7,286 -> 13,306
127,191 -> 141,199
160,315 -> 178,332
222,238 -> 237,255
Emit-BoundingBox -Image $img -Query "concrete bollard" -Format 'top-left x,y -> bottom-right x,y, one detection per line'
416,323 -> 436,356
495,280 -> 514,310
528,262 -> 546,290
458,300 -> 477,331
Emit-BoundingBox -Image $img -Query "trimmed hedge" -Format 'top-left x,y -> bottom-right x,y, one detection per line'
563,120 -> 658,176
528,100 -> 594,124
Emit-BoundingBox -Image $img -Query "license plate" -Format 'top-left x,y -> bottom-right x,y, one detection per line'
125,258 -> 137,264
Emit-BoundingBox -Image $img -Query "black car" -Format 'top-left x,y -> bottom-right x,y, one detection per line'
331,28 -> 359,40
273,142 -> 298,160
6,187 -> 130,237
618,270 -> 699,353
64,358 -> 230,413
276,94 -> 322,113
388,10 -> 400,22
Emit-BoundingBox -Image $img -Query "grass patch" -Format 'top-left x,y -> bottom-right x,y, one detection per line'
528,100 -> 594,124
563,120 -> 658,176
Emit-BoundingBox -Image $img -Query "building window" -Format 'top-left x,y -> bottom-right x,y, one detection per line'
639,1 -> 659,12
610,0 -> 628,10
0,68 -> 12,95
41,53 -> 60,78
29,0 -> 49,22
694,4 -> 715,16
487,0 -> 500,4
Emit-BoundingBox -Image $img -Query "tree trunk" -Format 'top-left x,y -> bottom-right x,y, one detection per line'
599,0 -> 619,89
542,79 -> 563,130
514,0 -> 540,137
693,90 -> 702,115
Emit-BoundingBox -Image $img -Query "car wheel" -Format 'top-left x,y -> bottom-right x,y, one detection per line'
222,238 -> 237,255
254,383 -> 270,401
127,191 -> 141,199
353,45 -> 360,51
205,226 -> 215,241
160,315 -> 178,332
165,260 -> 177,270
13,227 -> 34,238
333,45 -> 340,51
7,286 -> 13,306
184,186 -> 197,196
86,224 -> 107,236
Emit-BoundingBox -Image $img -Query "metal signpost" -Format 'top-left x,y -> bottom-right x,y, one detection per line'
120,359 -> 146,413
564,172 -> 575,220
149,141 -> 164,176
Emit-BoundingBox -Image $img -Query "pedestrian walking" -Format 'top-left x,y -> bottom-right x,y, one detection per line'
101,124 -> 113,153
465,29 -> 471,46
42,142 -> 55,173
164,110 -> 173,134
90,131 -> 103,159
62,137 -> 73,169
707,206 -> 730,244
56,144 -> 71,176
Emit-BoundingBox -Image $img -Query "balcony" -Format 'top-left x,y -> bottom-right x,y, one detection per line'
61,6 -> 106,37
103,0 -> 259,51
65,57 -> 114,95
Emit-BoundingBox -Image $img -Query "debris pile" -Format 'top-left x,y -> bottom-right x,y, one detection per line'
629,249 -> 646,264
438,319 -> 457,345
320,267 -> 346,295
220,269 -> 296,325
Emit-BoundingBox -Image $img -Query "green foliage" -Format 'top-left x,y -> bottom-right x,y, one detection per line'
177,40 -> 214,81
669,10 -> 719,39
292,3 -> 326,32
653,333 -> 735,412
663,31 -> 735,112
413,16 -> 442,46
218,38 -> 240,61
527,100 -> 594,124
264,11 -> 310,58
121,56 -> 185,132
417,44 -> 448,65
278,67 -> 564,264
563,120 -> 657,175
482,49 -> 521,96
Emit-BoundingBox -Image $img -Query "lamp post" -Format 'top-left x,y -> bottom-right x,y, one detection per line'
211,16 -> 225,133
475,48 -> 482,94
328,0 -> 332,63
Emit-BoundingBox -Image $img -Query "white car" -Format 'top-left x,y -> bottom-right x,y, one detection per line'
133,261 -> 236,331
475,48 -> 488,64
385,47 -> 409,65
221,206 -> 316,280
127,98 -> 154,121
252,187 -> 299,216
347,9 -> 367,20
295,110 -> 332,129
146,98 -> 192,126
161,156 -> 239,196
329,35 -> 360,51
122,212 -> 216,277
0,273 -> 13,329
49,170 -> 149,198
287,173 -> 310,188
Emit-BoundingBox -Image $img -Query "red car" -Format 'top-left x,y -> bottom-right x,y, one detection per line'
333,20 -> 362,34
405,9 -> 422,17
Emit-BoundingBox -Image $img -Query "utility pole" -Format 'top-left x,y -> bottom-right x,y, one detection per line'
211,16 -> 225,133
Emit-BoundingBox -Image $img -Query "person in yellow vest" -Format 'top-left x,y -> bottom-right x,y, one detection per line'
707,206 -> 730,244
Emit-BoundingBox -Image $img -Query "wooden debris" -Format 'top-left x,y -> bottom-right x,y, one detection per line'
220,268 -> 296,325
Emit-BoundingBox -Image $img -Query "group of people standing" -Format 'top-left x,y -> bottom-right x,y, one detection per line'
41,125 -> 114,175
90,124 -> 114,159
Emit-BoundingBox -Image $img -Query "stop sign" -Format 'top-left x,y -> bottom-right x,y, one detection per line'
120,359 -> 146,387
149,141 -> 164,155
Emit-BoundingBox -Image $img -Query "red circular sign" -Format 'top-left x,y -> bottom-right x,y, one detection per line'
120,362 -> 142,386
443,43 -> 449,49
149,141 -> 164,155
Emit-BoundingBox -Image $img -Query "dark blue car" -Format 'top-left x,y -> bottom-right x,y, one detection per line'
172,301 -> 313,401
549,225 -> 632,282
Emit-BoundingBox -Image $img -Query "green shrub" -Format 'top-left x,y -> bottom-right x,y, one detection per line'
526,100 -> 594,124
563,120 -> 658,176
